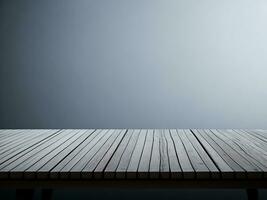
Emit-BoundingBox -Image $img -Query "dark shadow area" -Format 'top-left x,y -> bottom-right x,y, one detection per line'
1,189 -> 267,200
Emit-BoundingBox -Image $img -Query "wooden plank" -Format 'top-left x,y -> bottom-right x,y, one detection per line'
104,129 -> 134,179
10,130 -> 79,171
0,129 -> 40,153
0,130 -> 8,134
159,129 -> 170,179
170,129 -> 194,179
0,129 -> 38,142
50,129 -> 104,179
215,129 -> 267,178
0,130 -> 60,170
0,130 -> 22,141
196,130 -> 244,179
0,130 -> 34,148
10,129 -> 80,179
93,129 -> 127,179
228,130 -> 267,156
0,130 -> 50,159
0,130 -> 59,164
1,129 -> 267,182
251,130 -> 267,139
177,130 -> 210,179
82,130 -> 126,179
239,130 -> 267,150
240,130 -> 267,148
126,129 -> 147,179
231,130 -> 267,154
149,129 -> 160,179
1,130 -> 74,179
245,130 -> 267,142
222,130 -> 267,157
58,129 -> 109,179
28,130 -> 95,179
0,130 -> 27,140
137,129 -> 153,179
37,129 -> 95,179
212,130 -> 264,178
0,130 -> 45,147
245,129 -> 267,141
254,129 -> 267,133
0,130 -> 10,138
191,129 -> 234,179
115,129 -> 141,179
69,130 -> 115,179
164,129 -> 182,179
231,129 -> 267,160
204,130 -> 261,179
184,130 -> 220,179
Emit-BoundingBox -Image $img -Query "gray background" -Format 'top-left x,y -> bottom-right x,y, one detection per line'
0,0 -> 267,199
1,0 -> 267,129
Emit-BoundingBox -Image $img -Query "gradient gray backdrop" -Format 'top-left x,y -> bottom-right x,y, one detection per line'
1,0 -> 267,128
1,1 -> 267,199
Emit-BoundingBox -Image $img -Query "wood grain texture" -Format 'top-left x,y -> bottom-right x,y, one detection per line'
0,129 -> 267,181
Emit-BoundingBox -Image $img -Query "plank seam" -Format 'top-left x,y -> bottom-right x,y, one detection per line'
176,129 -> 196,177
190,129 -> 222,177
112,130 -> 135,174
95,129 -> 128,175
168,130 -> 183,174
49,129 -> 97,172
0,129 -> 63,169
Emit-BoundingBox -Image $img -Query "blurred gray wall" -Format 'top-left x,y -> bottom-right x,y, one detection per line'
1,0 -> 267,128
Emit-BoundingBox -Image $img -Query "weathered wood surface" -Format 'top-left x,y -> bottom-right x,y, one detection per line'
0,129 -> 267,180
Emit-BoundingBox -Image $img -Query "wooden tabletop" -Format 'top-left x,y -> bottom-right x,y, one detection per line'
0,129 -> 267,181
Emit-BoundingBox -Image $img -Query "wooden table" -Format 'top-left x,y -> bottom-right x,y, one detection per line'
0,129 -> 266,200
